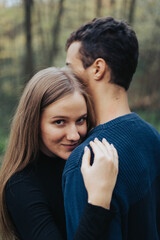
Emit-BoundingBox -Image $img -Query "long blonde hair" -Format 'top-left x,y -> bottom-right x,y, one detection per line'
0,67 -> 95,240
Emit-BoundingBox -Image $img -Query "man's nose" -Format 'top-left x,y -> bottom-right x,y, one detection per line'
66,125 -> 80,141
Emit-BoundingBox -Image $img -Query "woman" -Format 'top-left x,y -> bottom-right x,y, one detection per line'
0,67 -> 118,240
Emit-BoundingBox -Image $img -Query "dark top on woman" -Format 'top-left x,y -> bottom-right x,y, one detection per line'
5,152 -> 113,240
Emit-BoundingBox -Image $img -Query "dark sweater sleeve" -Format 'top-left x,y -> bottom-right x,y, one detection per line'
6,179 -> 114,240
5,180 -> 64,240
74,203 -> 114,240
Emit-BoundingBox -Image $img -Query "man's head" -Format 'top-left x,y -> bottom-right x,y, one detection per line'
66,17 -> 139,91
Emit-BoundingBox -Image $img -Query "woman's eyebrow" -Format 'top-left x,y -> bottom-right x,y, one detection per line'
51,113 -> 87,120
50,116 -> 66,119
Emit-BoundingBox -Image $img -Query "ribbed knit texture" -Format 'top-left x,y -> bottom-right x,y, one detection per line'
63,113 -> 160,239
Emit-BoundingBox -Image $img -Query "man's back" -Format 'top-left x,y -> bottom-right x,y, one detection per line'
63,113 -> 160,239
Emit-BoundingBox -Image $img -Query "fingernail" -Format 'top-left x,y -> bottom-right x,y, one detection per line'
111,143 -> 114,148
94,137 -> 98,141
84,146 -> 89,152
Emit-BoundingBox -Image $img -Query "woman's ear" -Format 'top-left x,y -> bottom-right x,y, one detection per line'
92,58 -> 107,81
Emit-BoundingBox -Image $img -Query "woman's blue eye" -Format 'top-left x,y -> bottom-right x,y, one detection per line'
55,120 -> 64,125
77,117 -> 87,124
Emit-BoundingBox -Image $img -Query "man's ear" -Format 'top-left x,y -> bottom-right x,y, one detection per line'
92,58 -> 107,80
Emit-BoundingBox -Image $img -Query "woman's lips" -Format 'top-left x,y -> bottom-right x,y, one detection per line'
62,142 -> 79,150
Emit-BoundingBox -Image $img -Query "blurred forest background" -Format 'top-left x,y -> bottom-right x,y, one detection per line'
0,0 -> 160,158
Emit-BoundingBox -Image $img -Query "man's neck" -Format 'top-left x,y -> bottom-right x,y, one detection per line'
91,85 -> 131,126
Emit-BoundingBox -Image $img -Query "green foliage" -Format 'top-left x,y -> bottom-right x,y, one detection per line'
0,136 -> 7,156
0,129 -> 8,163
136,110 -> 160,133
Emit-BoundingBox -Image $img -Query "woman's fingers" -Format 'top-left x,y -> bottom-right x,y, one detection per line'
102,138 -> 113,156
93,138 -> 108,155
111,144 -> 119,169
81,138 -> 119,210
89,140 -> 103,158
81,146 -> 91,173
90,138 -> 115,163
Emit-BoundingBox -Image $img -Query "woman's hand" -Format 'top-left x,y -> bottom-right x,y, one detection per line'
81,138 -> 118,210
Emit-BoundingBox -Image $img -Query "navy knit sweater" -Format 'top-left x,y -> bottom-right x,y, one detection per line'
63,113 -> 160,240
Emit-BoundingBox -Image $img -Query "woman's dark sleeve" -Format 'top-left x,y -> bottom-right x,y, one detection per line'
5,180 -> 64,240
6,179 -> 114,240
74,203 -> 115,240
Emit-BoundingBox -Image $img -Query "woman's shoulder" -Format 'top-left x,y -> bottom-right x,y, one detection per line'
5,164 -> 36,191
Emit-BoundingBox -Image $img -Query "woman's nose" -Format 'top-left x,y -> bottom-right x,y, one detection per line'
66,125 -> 80,141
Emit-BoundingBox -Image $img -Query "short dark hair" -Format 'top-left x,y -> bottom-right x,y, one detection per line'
66,17 -> 139,90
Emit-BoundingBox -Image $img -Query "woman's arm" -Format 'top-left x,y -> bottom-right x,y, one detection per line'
5,174 -> 65,240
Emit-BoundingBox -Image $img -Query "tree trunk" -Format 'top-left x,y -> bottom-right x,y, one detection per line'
128,0 -> 136,25
24,0 -> 34,80
79,0 -> 86,23
121,0 -> 127,18
110,0 -> 116,16
48,0 -> 65,65
36,0 -> 48,66
96,0 -> 102,17
110,0 -> 115,5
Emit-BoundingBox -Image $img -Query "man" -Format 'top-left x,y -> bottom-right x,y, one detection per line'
63,17 -> 160,239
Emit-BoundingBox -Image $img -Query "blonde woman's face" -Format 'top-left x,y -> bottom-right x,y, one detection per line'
40,92 -> 88,160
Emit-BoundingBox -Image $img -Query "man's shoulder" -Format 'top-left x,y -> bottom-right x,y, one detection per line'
111,112 -> 160,139
63,113 -> 134,176
63,112 -> 160,176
